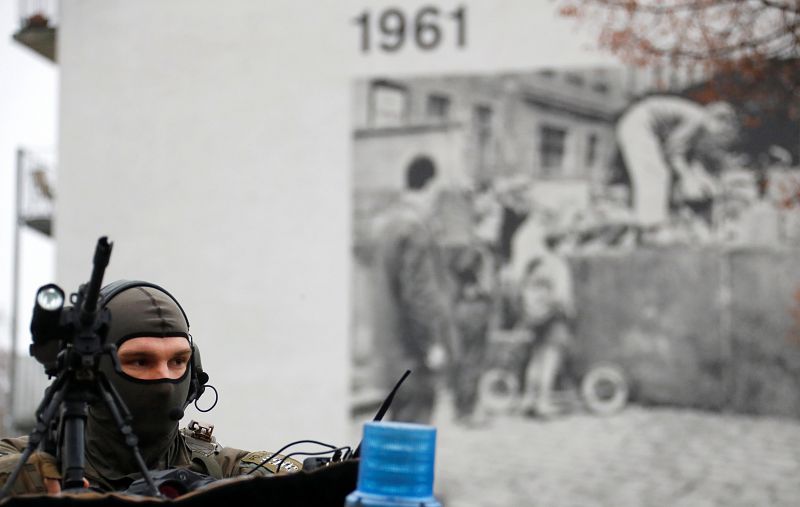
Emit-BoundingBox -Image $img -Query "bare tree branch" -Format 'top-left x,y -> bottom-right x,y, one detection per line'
591,0 -> 759,15
758,0 -> 800,15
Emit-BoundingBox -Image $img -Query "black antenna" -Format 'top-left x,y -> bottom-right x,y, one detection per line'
352,369 -> 411,459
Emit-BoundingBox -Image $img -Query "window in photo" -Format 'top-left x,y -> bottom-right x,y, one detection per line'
369,80 -> 409,127
539,124 -> 568,176
426,93 -> 451,121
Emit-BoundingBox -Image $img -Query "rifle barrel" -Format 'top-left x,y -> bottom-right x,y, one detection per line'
80,237 -> 113,326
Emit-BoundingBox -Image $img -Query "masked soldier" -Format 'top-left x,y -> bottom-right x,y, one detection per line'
0,280 -> 300,495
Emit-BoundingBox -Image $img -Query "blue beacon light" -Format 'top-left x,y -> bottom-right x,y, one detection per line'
346,421 -> 441,507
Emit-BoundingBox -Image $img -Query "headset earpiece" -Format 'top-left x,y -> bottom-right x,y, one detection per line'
187,341 -> 209,404
189,342 -> 218,413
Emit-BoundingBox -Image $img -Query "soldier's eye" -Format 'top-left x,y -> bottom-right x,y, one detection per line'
122,358 -> 149,368
169,357 -> 188,367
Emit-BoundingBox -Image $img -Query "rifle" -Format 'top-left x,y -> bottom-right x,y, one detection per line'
0,237 -> 160,498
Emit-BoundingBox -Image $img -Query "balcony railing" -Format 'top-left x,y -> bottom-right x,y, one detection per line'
13,0 -> 58,62
17,147 -> 56,237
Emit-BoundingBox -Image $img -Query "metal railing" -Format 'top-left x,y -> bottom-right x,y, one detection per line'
17,147 -> 56,235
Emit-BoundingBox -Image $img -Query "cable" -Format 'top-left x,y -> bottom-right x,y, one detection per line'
275,447 -> 352,475
246,439 -> 338,475
194,384 -> 218,412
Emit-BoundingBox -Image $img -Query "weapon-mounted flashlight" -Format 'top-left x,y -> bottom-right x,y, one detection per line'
36,284 -> 65,312
30,283 -> 66,373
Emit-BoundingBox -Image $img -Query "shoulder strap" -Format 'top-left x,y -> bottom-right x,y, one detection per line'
190,455 -> 223,480
180,428 -> 224,479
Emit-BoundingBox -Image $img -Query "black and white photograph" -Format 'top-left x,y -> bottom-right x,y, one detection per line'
350,64 -> 800,505
1,0 -> 799,506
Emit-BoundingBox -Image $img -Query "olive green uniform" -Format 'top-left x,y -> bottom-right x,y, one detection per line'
0,425 -> 301,494
0,282 -> 301,496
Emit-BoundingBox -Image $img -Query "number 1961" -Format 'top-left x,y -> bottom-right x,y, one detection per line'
353,5 -> 467,53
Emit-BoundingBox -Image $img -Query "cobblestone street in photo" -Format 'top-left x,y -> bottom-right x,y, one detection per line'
432,405 -> 800,507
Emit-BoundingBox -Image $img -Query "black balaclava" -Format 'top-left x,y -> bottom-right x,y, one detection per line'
85,285 -> 192,485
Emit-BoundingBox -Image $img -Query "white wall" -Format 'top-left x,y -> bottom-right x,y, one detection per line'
57,0 -> 618,450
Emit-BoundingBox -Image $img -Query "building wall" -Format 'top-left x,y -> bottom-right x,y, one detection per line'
728,249 -> 800,417
572,248 -> 729,409
570,247 -> 800,417
56,0 -> 354,449
0,1 -> 59,434
0,0 -> 58,354
56,0 -> 622,448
